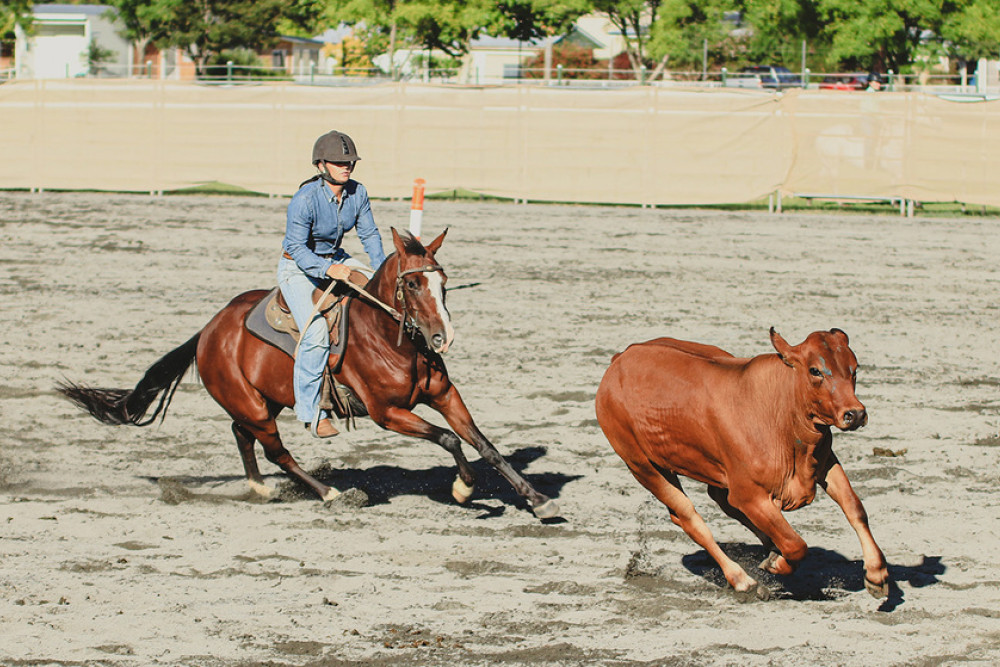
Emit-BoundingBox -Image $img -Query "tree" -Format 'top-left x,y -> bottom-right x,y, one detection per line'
740,0 -> 823,68
322,0 -> 588,79
940,0 -> 1000,62
647,0 -> 733,74
592,0 -> 662,78
1,0 -> 34,59
105,0 -> 322,77
816,0 -> 944,73
103,0 -> 172,72
84,36 -> 115,75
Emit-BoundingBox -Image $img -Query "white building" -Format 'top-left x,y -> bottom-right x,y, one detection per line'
15,4 -> 130,79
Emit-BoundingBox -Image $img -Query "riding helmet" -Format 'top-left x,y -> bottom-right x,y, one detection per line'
312,130 -> 361,164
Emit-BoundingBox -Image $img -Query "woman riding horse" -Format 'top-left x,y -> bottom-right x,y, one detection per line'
279,130 -> 386,439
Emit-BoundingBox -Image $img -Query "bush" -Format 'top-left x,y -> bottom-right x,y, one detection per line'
522,44 -> 604,80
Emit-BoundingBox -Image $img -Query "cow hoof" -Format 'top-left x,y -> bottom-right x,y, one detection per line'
451,477 -> 474,504
321,487 -> 341,502
532,498 -> 560,520
865,576 -> 889,599
732,583 -> 771,603
759,551 -> 781,573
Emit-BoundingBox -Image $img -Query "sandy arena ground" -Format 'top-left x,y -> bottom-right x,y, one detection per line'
1,191 -> 998,666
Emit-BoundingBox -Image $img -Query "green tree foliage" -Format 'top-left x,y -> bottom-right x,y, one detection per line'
84,36 -> 115,74
104,0 -> 321,76
740,0 -> 822,66
647,0 -> 732,72
2,0 -> 34,54
816,0 -> 943,73
940,0 -> 1000,61
592,0 -> 662,76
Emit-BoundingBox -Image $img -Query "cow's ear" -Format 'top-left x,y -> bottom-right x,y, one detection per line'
830,327 -> 849,344
770,327 -> 795,367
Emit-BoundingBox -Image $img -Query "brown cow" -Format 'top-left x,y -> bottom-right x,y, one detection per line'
595,328 -> 889,600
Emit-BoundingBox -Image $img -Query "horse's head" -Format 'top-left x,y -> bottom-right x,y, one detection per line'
391,227 -> 455,354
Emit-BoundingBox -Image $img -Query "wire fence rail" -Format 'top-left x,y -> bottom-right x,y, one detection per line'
6,60 -> 996,96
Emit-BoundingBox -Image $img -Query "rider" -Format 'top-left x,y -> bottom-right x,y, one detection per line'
277,130 -> 387,438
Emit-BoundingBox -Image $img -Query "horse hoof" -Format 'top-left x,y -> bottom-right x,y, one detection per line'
532,498 -> 560,520
248,480 -> 274,499
865,576 -> 889,599
451,477 -> 474,504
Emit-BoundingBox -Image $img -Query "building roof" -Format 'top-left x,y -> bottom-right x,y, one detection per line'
33,4 -> 113,16
279,35 -> 325,46
471,27 -> 603,51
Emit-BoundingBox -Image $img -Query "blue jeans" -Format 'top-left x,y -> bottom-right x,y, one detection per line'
277,255 -> 371,423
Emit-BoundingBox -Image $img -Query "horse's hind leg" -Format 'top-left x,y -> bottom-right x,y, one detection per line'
233,422 -> 272,499
219,390 -> 338,501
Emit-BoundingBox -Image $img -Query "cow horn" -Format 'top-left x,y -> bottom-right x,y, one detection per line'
830,327 -> 849,344
769,327 -> 795,367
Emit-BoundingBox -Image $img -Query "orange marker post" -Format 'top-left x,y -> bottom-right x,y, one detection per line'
409,178 -> 425,240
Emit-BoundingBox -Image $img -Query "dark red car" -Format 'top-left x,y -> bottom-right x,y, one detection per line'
819,73 -> 869,91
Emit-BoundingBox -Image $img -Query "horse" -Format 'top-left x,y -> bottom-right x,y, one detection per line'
59,228 -> 559,519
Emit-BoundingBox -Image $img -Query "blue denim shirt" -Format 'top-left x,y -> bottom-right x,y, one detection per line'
282,177 -> 387,280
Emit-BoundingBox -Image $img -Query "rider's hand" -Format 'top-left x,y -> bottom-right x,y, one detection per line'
326,263 -> 352,282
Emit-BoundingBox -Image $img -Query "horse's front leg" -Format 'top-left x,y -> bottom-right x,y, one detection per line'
370,405 -> 478,504
430,386 -> 559,519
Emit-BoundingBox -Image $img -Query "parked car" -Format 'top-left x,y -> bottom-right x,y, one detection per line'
726,65 -> 802,90
819,73 -> 869,91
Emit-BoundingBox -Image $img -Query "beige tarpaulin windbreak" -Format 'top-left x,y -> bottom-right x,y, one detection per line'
1,79 -> 997,207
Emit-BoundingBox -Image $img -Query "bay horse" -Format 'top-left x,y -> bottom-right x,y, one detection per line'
59,228 -> 559,519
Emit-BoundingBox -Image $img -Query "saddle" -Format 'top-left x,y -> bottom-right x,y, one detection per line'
243,270 -> 371,424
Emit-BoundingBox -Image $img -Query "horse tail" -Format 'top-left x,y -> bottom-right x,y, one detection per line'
58,333 -> 201,426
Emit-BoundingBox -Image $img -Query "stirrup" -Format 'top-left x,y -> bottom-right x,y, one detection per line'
308,417 -> 340,439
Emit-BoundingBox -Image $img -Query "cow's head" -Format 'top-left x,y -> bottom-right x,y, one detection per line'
770,327 -> 867,431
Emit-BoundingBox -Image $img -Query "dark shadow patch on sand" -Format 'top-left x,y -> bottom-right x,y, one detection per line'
679,544 -> 943,607
272,446 -> 579,517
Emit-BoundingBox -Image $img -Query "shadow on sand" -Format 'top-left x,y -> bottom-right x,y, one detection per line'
682,543 -> 945,610
150,446 -> 578,521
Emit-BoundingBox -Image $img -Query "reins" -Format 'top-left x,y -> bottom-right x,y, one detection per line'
292,260 -> 443,358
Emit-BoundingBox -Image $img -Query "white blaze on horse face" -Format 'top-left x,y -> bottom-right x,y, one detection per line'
426,270 -> 455,353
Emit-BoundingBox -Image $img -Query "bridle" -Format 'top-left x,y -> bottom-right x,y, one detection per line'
393,261 -> 445,346
297,257 -> 444,356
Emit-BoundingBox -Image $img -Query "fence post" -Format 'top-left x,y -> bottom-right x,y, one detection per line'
557,64 -> 563,86
226,60 -> 233,82
721,67 -> 727,87
803,67 -> 810,88
640,65 -> 646,85
310,61 -> 315,84
409,178 -> 426,239
145,60 -> 151,78
887,69 -> 895,91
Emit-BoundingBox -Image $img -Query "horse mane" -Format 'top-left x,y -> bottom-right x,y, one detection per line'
397,231 -> 427,256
